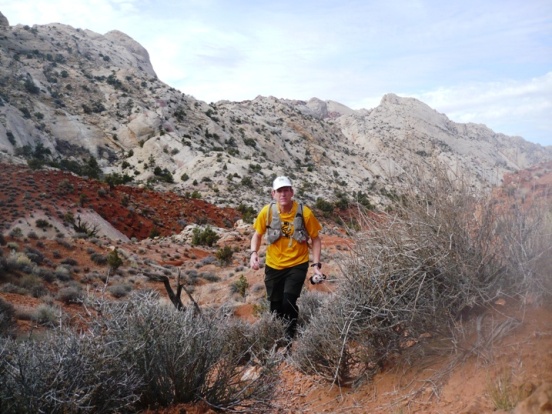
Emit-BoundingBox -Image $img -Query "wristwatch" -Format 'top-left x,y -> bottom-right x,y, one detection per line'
310,262 -> 322,269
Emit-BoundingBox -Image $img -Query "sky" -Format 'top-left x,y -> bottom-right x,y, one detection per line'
1,0 -> 551,146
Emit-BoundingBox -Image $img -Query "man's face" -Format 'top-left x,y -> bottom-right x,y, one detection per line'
272,186 -> 293,207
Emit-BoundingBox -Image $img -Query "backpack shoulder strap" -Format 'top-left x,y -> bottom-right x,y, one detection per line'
296,201 -> 303,218
266,202 -> 278,227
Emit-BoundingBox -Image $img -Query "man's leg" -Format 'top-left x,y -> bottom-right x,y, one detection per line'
281,263 -> 308,340
282,292 -> 299,340
270,300 -> 284,318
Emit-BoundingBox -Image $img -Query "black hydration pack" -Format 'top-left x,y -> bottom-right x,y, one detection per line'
265,202 -> 309,246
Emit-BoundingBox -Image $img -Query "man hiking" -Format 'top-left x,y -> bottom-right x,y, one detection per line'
249,176 -> 324,344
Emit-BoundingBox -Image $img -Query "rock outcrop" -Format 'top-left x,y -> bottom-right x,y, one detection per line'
0,12 -> 550,211
0,11 -> 9,28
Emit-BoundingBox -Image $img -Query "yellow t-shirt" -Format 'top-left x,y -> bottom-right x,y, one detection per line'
253,201 -> 322,270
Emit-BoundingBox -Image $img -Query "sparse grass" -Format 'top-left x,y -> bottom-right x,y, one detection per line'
487,372 -> 521,411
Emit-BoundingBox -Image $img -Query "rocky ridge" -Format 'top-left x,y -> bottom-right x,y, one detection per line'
0,12 -> 550,212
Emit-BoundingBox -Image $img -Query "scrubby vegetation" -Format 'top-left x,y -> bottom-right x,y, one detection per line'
291,164 -> 552,386
0,292 -> 285,413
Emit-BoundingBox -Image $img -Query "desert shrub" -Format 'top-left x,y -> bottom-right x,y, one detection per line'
237,203 -> 257,224
315,197 -> 334,213
70,216 -> 99,238
24,247 -> 44,264
0,283 -> 27,295
6,251 -> 33,272
293,163 -> 552,385
149,226 -> 160,238
252,297 -> 269,317
90,292 -> 281,411
18,274 -> 47,297
108,283 -> 132,298
57,286 -> 83,304
191,226 -> 220,247
296,290 -> 328,327
0,329 -> 142,413
57,178 -> 74,194
32,304 -> 60,327
55,237 -> 73,249
35,218 -> 51,229
0,254 -> 6,276
199,255 -> 216,266
107,249 -> 123,271
230,274 -> 249,298
201,272 -> 220,283
30,284 -> 48,298
6,242 -> 19,251
55,265 -> 72,281
90,252 -> 108,265
9,227 -> 23,239
36,267 -> 56,283
215,245 -> 234,266
0,297 -> 16,337
60,257 -> 78,266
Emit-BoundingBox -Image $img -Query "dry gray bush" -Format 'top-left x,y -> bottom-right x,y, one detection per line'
292,163 -> 552,386
0,292 -> 283,413
89,291 -> 282,412
0,329 -> 142,413
0,297 -> 16,337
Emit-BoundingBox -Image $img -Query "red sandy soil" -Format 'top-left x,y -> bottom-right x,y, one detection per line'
1,161 -> 552,413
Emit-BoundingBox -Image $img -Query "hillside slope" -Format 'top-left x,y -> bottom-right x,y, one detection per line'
1,13 -> 551,212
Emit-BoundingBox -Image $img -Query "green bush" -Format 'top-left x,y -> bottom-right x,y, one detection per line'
215,246 -> 233,266
35,219 -> 51,229
191,226 -> 220,247
230,274 -> 249,298
153,167 -> 174,183
107,249 -> 123,271
237,203 -> 257,224
149,227 -> 160,238
315,197 -> 334,213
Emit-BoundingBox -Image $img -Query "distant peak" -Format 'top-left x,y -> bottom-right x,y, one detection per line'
0,11 -> 9,28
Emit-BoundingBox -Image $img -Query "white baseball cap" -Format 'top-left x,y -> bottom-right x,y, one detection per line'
273,176 -> 293,190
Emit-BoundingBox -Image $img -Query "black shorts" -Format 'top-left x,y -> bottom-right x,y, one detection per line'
264,262 -> 308,302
